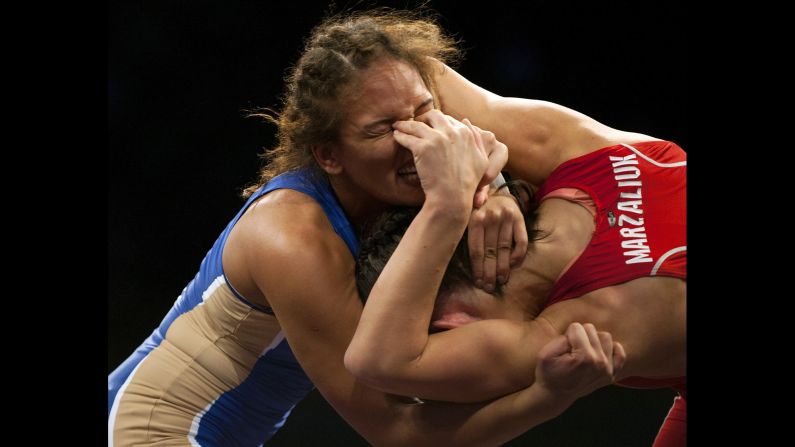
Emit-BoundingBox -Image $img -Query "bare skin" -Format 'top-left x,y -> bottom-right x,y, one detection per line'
221,57 -> 625,446
344,62 -> 685,403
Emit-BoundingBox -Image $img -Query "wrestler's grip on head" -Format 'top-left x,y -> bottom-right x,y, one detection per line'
460,118 -> 526,291
462,118 -> 508,209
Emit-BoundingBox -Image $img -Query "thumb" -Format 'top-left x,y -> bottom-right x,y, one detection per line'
537,333 -> 572,364
473,184 -> 489,208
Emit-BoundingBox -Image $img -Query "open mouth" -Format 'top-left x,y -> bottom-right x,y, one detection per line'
397,164 -> 420,185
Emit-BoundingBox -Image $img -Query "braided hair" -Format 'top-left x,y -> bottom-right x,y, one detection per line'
243,8 -> 462,197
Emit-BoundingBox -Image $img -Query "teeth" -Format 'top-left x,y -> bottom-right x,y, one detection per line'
398,166 -> 417,175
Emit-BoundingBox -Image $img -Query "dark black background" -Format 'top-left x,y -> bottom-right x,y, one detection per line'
109,1 -> 688,445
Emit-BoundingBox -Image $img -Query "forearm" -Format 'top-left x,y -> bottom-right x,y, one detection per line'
257,206 -> 575,445
346,202 -> 468,384
432,58 -> 501,122
432,61 -> 592,185
291,320 -> 560,447
388,383 -> 576,447
346,191 -> 555,402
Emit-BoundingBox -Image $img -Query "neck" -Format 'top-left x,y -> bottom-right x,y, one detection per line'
328,175 -> 390,231
505,198 -> 596,315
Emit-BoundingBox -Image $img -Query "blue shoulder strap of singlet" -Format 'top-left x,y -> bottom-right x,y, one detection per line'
258,169 -> 359,256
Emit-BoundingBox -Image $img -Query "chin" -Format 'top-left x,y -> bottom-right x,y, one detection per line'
404,184 -> 425,203
401,192 -> 425,207
382,184 -> 424,207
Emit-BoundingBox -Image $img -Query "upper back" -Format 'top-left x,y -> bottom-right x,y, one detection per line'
539,276 -> 686,382
537,141 -> 687,306
527,141 -> 687,384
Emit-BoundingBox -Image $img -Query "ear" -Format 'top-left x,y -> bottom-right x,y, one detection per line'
311,143 -> 343,175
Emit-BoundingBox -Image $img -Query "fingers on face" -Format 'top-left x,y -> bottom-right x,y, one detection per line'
467,218 -> 485,288
481,220 -> 499,291
415,109 -> 455,132
392,119 -> 435,140
462,118 -> 486,155
416,110 -> 480,149
496,218 -> 513,284
510,210 -> 528,267
463,121 -> 505,183
391,127 -> 426,153
484,141 -> 509,180
473,184 -> 490,209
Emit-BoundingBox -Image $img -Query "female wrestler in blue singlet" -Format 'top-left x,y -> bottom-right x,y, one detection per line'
108,10 -> 625,446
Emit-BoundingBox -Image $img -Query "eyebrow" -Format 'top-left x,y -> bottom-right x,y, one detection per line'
363,97 -> 435,131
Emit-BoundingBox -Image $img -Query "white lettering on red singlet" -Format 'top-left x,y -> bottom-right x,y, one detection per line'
610,153 -> 653,264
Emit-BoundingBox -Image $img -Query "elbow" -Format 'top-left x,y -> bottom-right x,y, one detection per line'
343,345 -> 369,381
344,345 -> 406,391
344,344 -> 384,385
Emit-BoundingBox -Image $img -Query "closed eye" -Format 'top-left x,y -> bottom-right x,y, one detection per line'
365,128 -> 394,139
367,124 -> 393,135
362,97 -> 435,138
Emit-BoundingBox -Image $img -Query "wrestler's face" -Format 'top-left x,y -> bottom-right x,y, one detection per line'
329,58 -> 434,208
430,285 -> 529,332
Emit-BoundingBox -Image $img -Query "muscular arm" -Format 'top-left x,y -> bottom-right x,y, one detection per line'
345,196 -> 560,402
541,277 -> 686,380
344,202 -> 684,403
241,194 -> 590,446
431,61 -> 658,185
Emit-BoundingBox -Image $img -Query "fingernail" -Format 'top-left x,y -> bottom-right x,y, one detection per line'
475,279 -> 484,289
484,283 -> 494,292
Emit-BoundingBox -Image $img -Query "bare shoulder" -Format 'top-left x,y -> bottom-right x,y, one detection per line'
586,277 -> 686,315
560,111 -> 664,161
237,189 -> 341,251
540,277 -> 685,329
231,189 -> 353,287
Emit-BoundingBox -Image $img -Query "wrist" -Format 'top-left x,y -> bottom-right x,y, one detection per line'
422,196 -> 471,225
522,382 -> 578,418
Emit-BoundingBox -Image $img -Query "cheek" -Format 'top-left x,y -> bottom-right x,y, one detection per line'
370,136 -> 401,159
359,139 -> 402,171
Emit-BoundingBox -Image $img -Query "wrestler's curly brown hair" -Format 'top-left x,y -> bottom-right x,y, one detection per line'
242,8 -> 462,197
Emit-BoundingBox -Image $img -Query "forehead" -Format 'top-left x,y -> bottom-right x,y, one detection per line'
346,59 -> 430,120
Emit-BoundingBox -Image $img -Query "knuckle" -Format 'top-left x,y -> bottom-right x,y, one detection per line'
470,213 -> 485,225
